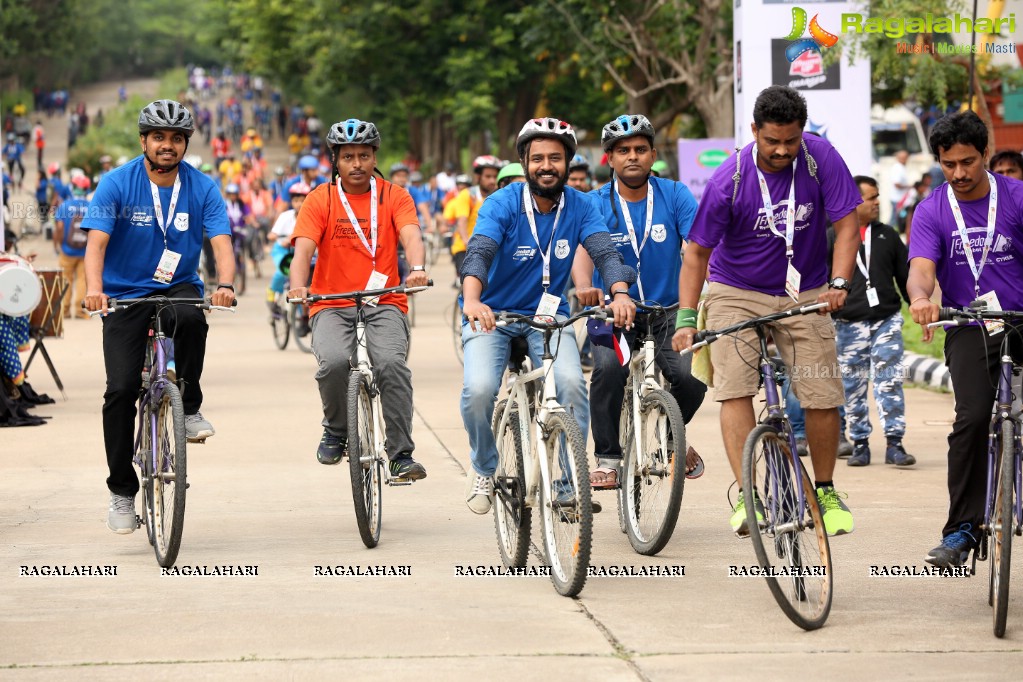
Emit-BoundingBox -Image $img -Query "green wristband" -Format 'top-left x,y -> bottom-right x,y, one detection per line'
676,309 -> 697,330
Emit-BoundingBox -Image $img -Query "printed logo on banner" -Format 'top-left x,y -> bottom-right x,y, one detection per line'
783,6 -> 840,61
771,39 -> 841,90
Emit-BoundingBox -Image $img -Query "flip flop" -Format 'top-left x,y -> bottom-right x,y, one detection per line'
590,465 -> 620,490
685,446 -> 705,480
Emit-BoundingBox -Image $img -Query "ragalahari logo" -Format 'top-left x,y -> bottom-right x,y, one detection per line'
785,7 -> 839,63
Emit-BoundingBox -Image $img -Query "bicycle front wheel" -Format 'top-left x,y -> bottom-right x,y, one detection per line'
742,424 -> 832,630
992,417 -> 1015,638
151,382 -> 187,567
616,392 -> 633,535
451,298 -> 464,366
290,304 -> 313,354
348,372 -> 382,548
138,398 -> 155,547
493,399 -> 531,568
538,411 -> 592,597
271,298 -> 290,350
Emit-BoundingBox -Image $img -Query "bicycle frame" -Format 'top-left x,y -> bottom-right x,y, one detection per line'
135,322 -> 171,487
981,340 -> 1023,560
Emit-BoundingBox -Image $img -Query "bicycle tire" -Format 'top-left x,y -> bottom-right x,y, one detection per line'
234,258 -> 247,297
538,411 -> 592,597
138,396 -> 155,547
151,382 -> 187,567
742,423 -> 832,630
290,304 -> 313,354
617,392 -> 633,535
348,372 -> 382,548
451,297 -> 464,366
992,417 -> 1015,637
271,299 -> 290,350
621,389 -> 686,556
492,399 -> 531,568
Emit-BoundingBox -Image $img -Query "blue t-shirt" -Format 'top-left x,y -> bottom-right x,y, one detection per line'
3,142 -> 24,160
471,185 -> 608,317
55,197 -> 90,257
81,155 -> 230,298
51,178 -> 72,202
590,175 -> 697,305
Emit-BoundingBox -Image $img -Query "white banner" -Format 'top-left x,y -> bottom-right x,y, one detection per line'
734,0 -> 872,176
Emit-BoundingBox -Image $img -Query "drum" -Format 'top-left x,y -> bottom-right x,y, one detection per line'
0,255 -> 42,317
29,268 -> 67,337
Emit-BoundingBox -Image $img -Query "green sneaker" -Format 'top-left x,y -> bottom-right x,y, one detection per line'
730,490 -> 765,537
816,486 -> 854,536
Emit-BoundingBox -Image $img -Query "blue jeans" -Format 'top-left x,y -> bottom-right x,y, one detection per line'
460,320 -> 588,477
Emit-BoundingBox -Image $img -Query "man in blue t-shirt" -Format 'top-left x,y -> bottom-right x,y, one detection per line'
81,99 -> 235,535
459,117 -> 637,515
53,175 -> 92,318
4,133 -> 25,188
573,114 -> 707,492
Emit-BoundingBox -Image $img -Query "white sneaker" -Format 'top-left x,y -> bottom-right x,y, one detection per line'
107,493 -> 137,534
465,473 -> 494,515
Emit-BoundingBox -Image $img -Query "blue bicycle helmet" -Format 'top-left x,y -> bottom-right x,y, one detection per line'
297,155 -> 319,171
601,114 -> 655,152
326,118 -> 381,149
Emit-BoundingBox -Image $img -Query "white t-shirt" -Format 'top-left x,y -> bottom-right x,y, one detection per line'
889,161 -> 909,205
270,209 -> 297,246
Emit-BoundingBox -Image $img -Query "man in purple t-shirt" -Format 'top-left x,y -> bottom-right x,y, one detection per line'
907,111 -> 1023,568
672,86 -> 862,537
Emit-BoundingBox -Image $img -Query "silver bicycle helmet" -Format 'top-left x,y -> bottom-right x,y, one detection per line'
138,99 -> 195,137
326,118 -> 381,149
601,114 -> 655,152
516,118 -> 578,160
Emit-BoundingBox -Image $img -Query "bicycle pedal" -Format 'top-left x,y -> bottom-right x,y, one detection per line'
187,437 -> 207,444
387,478 -> 414,486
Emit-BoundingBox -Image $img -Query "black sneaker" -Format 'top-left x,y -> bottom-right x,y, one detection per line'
925,524 -> 976,568
885,441 -> 916,466
317,430 -> 346,465
847,440 -> 870,467
795,437 -> 809,457
837,436 -> 853,458
390,455 -> 427,481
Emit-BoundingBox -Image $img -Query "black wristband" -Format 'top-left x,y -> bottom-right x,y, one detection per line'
611,289 -> 630,298
217,283 -> 235,291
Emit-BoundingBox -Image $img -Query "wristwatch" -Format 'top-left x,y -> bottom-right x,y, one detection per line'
410,265 -> 426,272
217,283 -> 235,292
828,277 -> 850,292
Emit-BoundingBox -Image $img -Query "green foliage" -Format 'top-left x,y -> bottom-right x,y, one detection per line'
901,302 -> 945,361
66,95 -> 149,175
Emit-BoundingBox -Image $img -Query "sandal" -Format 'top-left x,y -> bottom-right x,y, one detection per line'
685,446 -> 705,480
590,458 -> 621,490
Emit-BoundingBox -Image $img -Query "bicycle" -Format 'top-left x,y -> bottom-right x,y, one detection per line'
932,303 -> 1023,638
682,301 -> 833,630
490,307 -> 605,597
268,289 -> 290,350
290,281 -> 432,548
89,295 -> 235,567
278,250 -> 314,354
614,300 -> 687,556
451,292 -> 464,365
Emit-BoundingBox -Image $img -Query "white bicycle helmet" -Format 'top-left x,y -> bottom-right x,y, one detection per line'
326,118 -> 380,149
516,118 -> 577,160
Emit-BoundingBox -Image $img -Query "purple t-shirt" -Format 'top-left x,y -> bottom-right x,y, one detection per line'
908,174 -> 1023,310
687,134 -> 861,296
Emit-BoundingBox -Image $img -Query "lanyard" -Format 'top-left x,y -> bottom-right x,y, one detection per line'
149,175 -> 181,249
855,224 -> 872,285
751,145 -> 798,260
614,179 -> 653,301
948,172 -> 998,298
522,182 -> 564,291
338,176 -> 378,265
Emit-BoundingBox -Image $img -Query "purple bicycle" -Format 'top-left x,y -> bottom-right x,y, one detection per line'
683,302 -> 833,630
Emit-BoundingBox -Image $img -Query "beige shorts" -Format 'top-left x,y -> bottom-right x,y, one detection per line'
703,282 -> 844,409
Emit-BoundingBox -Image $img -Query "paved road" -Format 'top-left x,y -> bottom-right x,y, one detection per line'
2,80 -> 1020,680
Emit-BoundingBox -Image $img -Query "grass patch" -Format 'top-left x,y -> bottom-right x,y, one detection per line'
901,301 -> 945,360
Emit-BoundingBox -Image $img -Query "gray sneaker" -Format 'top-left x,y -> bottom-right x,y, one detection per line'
466,473 -> 494,515
107,493 -> 137,534
185,412 -> 215,441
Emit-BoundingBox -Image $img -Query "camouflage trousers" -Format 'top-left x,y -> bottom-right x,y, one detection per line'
835,312 -> 906,442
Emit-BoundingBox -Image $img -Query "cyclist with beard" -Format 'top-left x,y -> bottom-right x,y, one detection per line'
81,99 -> 235,534
459,117 -> 637,514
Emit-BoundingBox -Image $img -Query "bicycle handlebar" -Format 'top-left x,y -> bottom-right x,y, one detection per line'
926,303 -> 1023,328
495,307 -> 608,330
633,300 -> 680,316
87,296 -> 238,317
288,279 -> 434,304
678,302 -> 828,356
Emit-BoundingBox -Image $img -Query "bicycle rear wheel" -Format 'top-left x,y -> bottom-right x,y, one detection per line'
992,417 -> 1015,638
742,423 -> 832,630
290,303 -> 313,354
271,298 -> 290,350
451,297 -> 464,366
493,399 -> 531,568
621,389 -> 686,555
348,372 -> 382,548
538,411 -> 592,597
137,398 -> 155,547
151,382 -> 187,567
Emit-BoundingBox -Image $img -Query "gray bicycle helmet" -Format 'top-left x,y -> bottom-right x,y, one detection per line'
389,162 -> 410,176
326,118 -> 380,149
516,118 -> 578,160
138,99 -> 195,137
601,114 -> 655,152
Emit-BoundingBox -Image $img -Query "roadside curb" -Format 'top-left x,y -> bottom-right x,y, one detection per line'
903,351 -> 951,391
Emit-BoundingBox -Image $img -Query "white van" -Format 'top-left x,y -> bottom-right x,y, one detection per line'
870,105 -> 933,225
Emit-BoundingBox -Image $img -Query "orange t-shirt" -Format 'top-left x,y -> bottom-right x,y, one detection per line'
292,179 -> 418,315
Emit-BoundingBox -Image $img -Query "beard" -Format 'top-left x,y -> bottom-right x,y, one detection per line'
145,150 -> 180,173
526,169 -> 567,201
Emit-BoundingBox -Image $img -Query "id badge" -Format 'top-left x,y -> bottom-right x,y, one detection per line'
364,270 -> 389,307
534,292 -> 560,322
153,249 -> 182,284
978,290 -> 1005,336
784,262 -> 801,302
865,286 -> 879,308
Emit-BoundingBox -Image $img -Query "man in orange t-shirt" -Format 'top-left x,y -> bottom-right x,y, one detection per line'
289,118 -> 430,480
